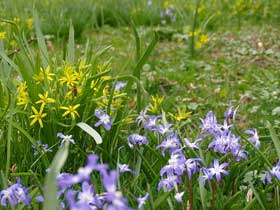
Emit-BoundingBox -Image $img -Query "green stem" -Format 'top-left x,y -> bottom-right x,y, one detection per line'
211,181 -> 216,210
186,171 -> 193,210
190,0 -> 201,58
135,147 -> 144,178
5,97 -> 15,178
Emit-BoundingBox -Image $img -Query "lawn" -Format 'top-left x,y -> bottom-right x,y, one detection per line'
1,0 -> 280,209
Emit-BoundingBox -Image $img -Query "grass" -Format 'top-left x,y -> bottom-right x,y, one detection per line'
1,0 -> 280,209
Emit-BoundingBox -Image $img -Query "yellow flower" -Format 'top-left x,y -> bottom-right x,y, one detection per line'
16,82 -> 29,110
0,32 -> 6,40
188,30 -> 199,37
34,66 -> 55,84
43,65 -> 55,81
30,104 -> 47,128
78,60 -> 91,70
195,41 -> 202,49
148,95 -> 165,114
9,40 -> 17,47
60,104 -> 80,120
59,65 -> 78,87
13,17 -> 21,24
164,1 -> 173,9
199,34 -> 208,45
36,91 -> 55,106
169,107 -> 192,121
33,72 -> 44,84
26,18 -> 33,30
97,64 -> 110,73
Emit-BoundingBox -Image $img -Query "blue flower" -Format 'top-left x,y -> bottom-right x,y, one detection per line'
57,133 -> 76,147
0,179 -> 31,207
137,192 -> 149,210
158,175 -> 181,191
114,81 -> 127,91
245,128 -> 260,148
156,132 -> 181,156
127,134 -> 148,149
118,164 -> 133,174
263,161 -> 280,184
208,159 -> 229,182
160,151 -> 186,176
174,191 -> 184,203
183,137 -> 203,150
94,109 -> 112,131
143,115 -> 159,131
32,140 -> 52,156
157,124 -> 173,135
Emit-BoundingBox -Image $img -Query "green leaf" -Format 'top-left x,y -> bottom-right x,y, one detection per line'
153,192 -> 171,209
34,11 -> 49,68
198,171 -> 207,210
43,142 -> 69,210
132,32 -> 158,79
67,22 -> 75,64
267,121 -> 280,160
77,122 -> 102,144
248,182 -> 266,210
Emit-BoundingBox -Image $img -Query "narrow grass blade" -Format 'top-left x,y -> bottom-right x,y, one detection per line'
133,32 -> 158,79
267,121 -> 280,160
34,11 -> 49,68
5,97 -> 14,178
248,182 -> 266,210
131,21 -> 140,61
153,192 -> 171,209
77,122 -> 102,144
43,142 -> 70,210
67,22 -> 75,64
198,172 -> 207,210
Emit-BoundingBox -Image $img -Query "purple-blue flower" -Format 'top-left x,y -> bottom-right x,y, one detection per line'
0,179 -> 31,207
137,192 -> 149,209
157,124 -> 173,135
156,132 -> 181,156
183,138 -> 202,150
185,158 -> 202,179
114,81 -> 127,91
127,134 -> 148,149
118,164 -> 133,174
208,159 -> 229,182
94,109 -> 112,131
263,161 -> 280,184
57,133 -> 76,147
32,140 -> 52,156
174,191 -> 184,203
101,170 -> 132,210
158,175 -> 181,191
144,115 -> 159,131
57,155 -> 108,187
200,111 -> 220,135
136,107 -> 149,127
245,128 -> 260,148
160,151 -> 186,176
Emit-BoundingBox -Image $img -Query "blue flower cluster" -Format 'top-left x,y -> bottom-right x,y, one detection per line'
131,102 -> 260,202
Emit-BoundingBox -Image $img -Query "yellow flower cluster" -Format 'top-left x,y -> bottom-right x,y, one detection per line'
26,18 -> 33,30
148,95 -> 165,114
195,34 -> 208,49
169,107 -> 192,122
0,32 -> 6,40
16,82 -> 29,110
164,0 -> 174,9
33,65 -> 55,84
